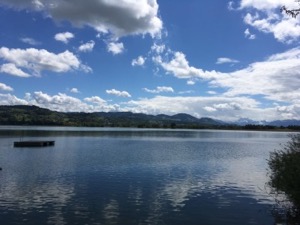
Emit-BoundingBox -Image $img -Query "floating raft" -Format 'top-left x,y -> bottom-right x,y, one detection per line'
14,141 -> 55,147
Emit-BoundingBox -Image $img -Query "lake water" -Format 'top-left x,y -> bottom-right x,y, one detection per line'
0,126 -> 291,225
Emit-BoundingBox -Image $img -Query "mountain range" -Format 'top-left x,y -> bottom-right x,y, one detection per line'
235,118 -> 300,127
0,105 -> 299,128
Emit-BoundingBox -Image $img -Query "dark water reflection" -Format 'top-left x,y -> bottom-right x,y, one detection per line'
0,127 -> 290,224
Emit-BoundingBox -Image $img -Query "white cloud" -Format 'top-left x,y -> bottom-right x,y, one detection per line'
203,106 -> 217,112
70,88 -> 79,94
178,90 -> 194,95
31,91 -> 85,112
106,89 -> 131,98
84,96 -> 106,104
0,0 -> 163,38
143,86 -> 174,94
54,32 -> 74,44
132,56 -> 146,66
20,37 -> 41,45
240,0 -> 300,43
216,57 -> 240,64
0,63 -> 31,77
228,1 -> 236,10
0,90 -> 299,121
0,83 -> 13,92
78,40 -> 95,52
275,104 -> 300,120
26,92 -> 116,112
213,47 -> 300,104
80,64 -> 93,73
153,51 -> 219,80
124,95 -> 276,121
0,93 -> 28,105
0,47 -> 90,77
155,46 -> 300,109
207,91 -> 217,95
107,42 -> 124,55
244,28 -> 256,39
0,0 -> 44,10
151,43 -> 166,54
187,80 -> 195,85
239,0 -> 294,11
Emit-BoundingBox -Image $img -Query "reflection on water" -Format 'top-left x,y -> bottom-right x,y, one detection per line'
0,127 -> 290,224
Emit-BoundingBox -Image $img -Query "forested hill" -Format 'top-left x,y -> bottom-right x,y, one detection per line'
0,105 -> 223,128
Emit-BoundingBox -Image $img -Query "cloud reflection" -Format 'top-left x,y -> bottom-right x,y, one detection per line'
0,180 -> 74,225
0,129 -> 288,224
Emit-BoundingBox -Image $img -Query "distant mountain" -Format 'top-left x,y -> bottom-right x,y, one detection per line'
170,113 -> 199,122
234,118 -> 300,127
1,105 -> 299,129
268,120 -> 300,127
235,118 -> 267,126
0,105 -> 223,128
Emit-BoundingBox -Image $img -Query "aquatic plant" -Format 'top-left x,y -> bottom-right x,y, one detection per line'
268,133 -> 300,224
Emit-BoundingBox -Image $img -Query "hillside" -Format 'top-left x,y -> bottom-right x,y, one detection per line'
0,105 -> 223,128
1,105 -> 300,130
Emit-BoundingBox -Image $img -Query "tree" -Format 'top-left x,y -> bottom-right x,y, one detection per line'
281,1 -> 300,18
268,133 -> 300,223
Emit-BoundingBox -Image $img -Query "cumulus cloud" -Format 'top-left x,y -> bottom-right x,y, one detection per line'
106,89 -> 131,98
213,47 -> 300,103
187,80 -> 196,85
84,96 -> 107,104
30,91 -> 86,112
0,63 -> 31,77
228,1 -> 236,10
0,90 -> 299,120
0,83 -> 13,92
239,0 -> 300,43
0,93 -> 28,105
203,106 -> 217,112
0,0 -> 43,10
0,47 -> 90,77
70,88 -> 79,94
132,56 -> 146,66
275,104 -> 300,119
239,0 -> 293,11
107,42 -> 124,55
151,43 -> 166,54
54,32 -> 74,44
22,92 -> 117,112
244,28 -> 256,39
178,90 -> 194,95
143,86 -> 174,94
153,51 -> 219,80
154,46 -> 300,108
0,0 -> 162,38
20,37 -> 41,45
124,95 -> 282,121
207,91 -> 217,95
78,40 -> 95,52
216,57 -> 240,64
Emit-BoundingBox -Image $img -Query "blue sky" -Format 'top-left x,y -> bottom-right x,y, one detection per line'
0,0 -> 300,122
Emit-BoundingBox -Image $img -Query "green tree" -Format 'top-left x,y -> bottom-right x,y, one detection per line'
268,133 -> 300,223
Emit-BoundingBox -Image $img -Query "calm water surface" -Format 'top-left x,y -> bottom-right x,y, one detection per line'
0,126 -> 290,225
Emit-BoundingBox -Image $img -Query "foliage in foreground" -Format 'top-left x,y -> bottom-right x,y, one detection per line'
268,133 -> 300,224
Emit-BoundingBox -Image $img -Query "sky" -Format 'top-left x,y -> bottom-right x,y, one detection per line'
0,0 -> 300,122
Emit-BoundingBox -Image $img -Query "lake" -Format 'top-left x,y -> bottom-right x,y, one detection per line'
0,126 -> 290,225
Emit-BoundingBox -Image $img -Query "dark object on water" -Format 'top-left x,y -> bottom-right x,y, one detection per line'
14,141 -> 55,147
0,167 -> 2,170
